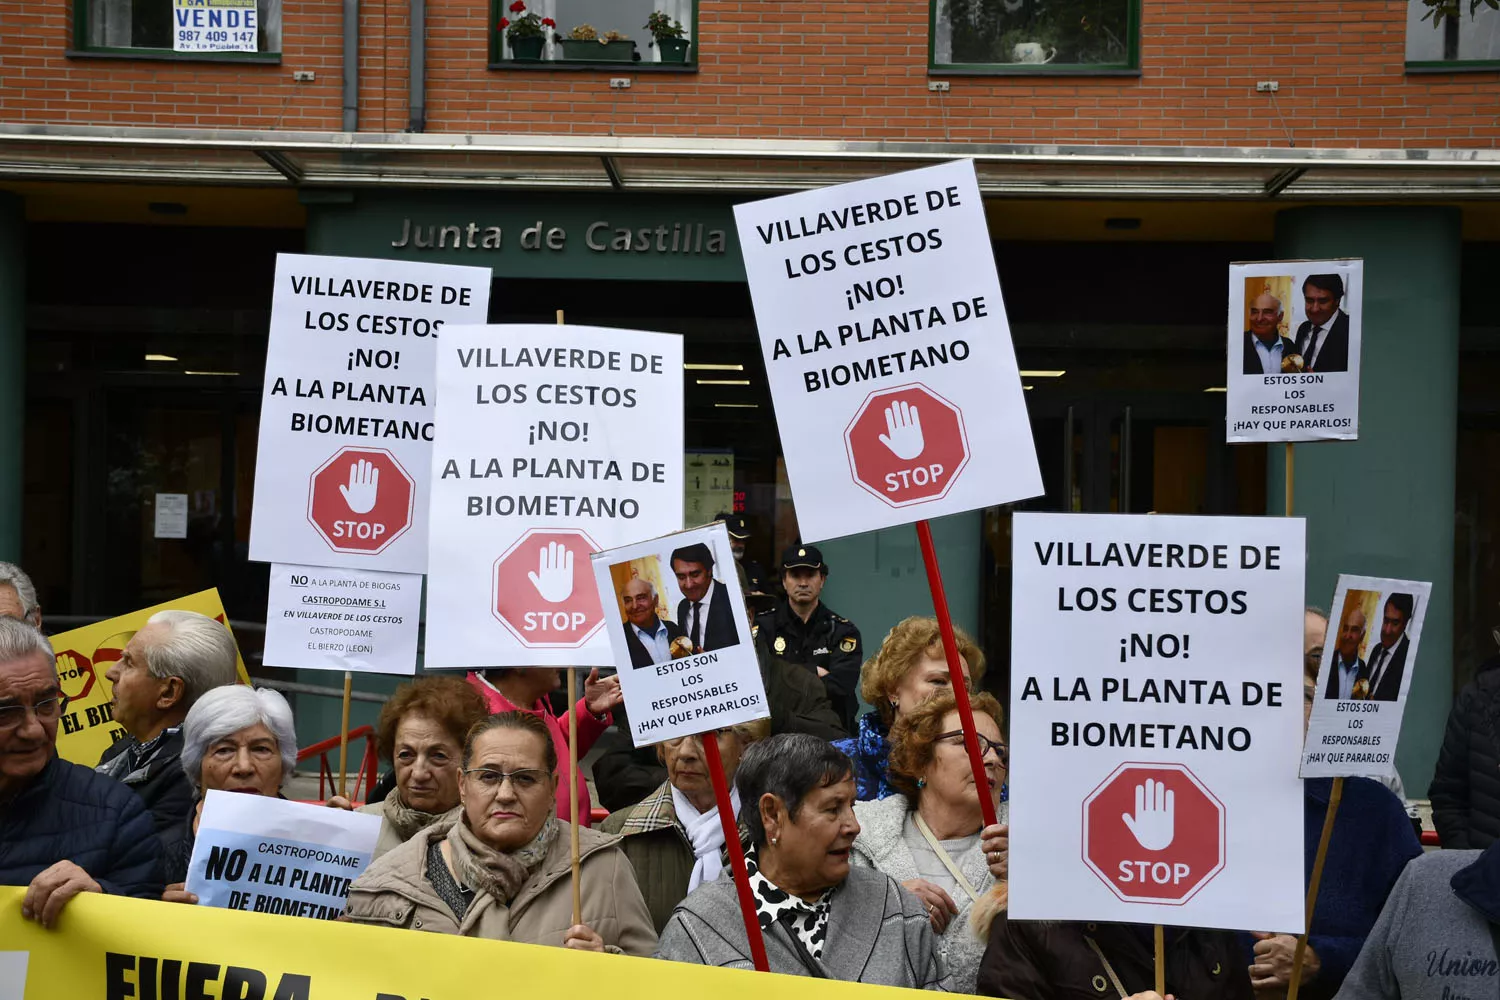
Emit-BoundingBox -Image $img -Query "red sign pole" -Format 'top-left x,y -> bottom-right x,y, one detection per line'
915,519 -> 998,831
701,729 -> 770,973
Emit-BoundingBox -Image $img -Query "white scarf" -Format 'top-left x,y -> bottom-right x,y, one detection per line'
671,784 -> 739,891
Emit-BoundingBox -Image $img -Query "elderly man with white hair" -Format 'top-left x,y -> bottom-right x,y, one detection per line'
0,561 -> 41,629
97,610 -> 241,852
0,617 -> 162,927
160,684 -> 298,902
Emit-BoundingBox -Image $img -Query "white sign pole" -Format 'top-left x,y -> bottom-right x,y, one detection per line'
1009,512 -> 1307,933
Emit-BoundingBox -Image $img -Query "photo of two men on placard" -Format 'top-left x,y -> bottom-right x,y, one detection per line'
608,535 -> 743,668
1240,271 -> 1354,377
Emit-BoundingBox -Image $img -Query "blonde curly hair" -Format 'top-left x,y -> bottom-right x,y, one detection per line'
859,615 -> 986,726
886,689 -> 1004,800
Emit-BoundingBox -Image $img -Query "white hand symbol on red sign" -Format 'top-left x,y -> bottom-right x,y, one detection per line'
527,541 -> 575,603
1122,777 -> 1175,851
338,459 -> 380,515
878,400 -> 926,461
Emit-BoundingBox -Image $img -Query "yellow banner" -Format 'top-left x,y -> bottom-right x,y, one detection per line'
0,888 -> 936,1000
49,589 -> 251,768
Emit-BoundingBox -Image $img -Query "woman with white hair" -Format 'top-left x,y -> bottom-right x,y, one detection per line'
160,685 -> 298,903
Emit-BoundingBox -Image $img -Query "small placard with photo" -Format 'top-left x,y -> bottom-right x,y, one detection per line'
590,521 -> 769,746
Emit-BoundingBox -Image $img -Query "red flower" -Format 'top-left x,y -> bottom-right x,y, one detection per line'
508,0 -> 526,12
541,17 -> 556,27
498,16 -> 510,28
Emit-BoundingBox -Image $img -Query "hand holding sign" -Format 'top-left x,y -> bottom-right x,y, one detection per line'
879,400 -> 926,461
1123,778 -> 1176,852
339,459 -> 380,515
529,541 -> 576,603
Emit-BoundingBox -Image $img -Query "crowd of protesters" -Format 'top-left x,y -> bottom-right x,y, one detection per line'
3,551 -> 1500,999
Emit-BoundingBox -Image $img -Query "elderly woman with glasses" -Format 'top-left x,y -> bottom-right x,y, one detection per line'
850,690 -> 1008,994
601,718 -> 772,932
161,685 -> 298,903
345,711 -> 656,954
656,733 -> 941,986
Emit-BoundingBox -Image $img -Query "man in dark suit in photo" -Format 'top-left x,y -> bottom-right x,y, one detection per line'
1323,606 -> 1369,700
1295,273 -> 1351,374
1366,593 -> 1416,702
620,577 -> 687,668
1242,291 -> 1299,375
671,542 -> 738,653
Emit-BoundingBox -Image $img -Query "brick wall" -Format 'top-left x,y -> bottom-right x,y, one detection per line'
3,1 -> 1498,146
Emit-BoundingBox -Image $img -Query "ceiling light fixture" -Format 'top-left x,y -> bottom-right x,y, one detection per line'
1203,386 -> 1227,393
144,354 -> 178,362
696,379 -> 751,386
714,402 -> 758,409
1018,370 -> 1066,378
685,363 -> 745,371
184,370 -> 241,377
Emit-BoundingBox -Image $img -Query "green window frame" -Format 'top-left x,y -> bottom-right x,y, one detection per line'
488,0 -> 698,71
928,0 -> 1140,75
71,0 -> 282,63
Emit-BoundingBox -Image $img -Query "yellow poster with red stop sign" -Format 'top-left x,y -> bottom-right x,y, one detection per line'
49,588 -> 251,767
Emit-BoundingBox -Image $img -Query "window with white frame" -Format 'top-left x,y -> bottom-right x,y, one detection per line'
495,0 -> 695,65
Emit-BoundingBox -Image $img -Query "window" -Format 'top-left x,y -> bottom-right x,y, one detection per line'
1406,1 -> 1500,67
930,0 -> 1138,73
492,0 -> 696,67
76,0 -> 281,58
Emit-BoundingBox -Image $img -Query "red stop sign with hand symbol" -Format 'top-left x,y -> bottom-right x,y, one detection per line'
307,447 -> 415,555
843,383 -> 970,508
1082,762 -> 1226,905
491,528 -> 604,648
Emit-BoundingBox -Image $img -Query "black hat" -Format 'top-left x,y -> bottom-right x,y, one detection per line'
715,513 -> 751,540
780,544 -> 826,572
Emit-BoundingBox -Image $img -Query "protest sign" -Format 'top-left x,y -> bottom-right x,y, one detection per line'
1,887 -> 936,1000
1302,575 -> 1431,779
50,589 -> 249,767
186,791 -> 380,921
424,323 -> 684,668
1008,512 -> 1306,932
249,253 -> 491,575
732,159 -> 1041,543
590,522 -> 769,744
173,0 -> 258,53
1227,259 -> 1363,444
262,564 -> 422,675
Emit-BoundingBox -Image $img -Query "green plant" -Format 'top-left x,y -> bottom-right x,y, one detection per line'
1421,0 -> 1500,27
498,0 -> 554,40
645,11 -> 687,41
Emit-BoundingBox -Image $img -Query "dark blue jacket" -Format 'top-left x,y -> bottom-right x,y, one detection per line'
0,755 -> 164,898
1239,776 -> 1420,1000
833,711 -> 896,801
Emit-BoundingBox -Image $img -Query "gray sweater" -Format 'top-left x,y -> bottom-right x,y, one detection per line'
1335,849 -> 1498,1000
655,863 -> 944,988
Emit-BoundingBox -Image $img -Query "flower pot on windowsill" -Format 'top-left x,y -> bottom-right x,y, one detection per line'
559,38 -> 635,62
508,35 -> 545,60
654,37 -> 690,63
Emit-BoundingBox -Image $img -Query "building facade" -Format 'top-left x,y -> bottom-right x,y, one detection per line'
2,0 -> 1498,794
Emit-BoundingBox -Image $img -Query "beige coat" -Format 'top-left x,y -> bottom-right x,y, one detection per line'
357,797 -> 460,861
344,817 -> 658,957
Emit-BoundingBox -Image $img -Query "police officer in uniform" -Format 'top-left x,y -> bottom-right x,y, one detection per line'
754,545 -> 863,732
714,512 -> 769,596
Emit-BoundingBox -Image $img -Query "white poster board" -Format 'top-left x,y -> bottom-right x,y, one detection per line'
173,0 -> 258,53
186,791 -> 381,920
1227,259 -> 1363,443
425,324 -> 684,668
153,493 -> 189,539
1009,512 -> 1307,932
262,563 -> 423,675
590,522 -> 769,745
249,254 -> 491,575
733,160 -> 1041,543
1302,575 -> 1431,779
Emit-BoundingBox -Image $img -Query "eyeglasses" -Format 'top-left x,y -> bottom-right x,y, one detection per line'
936,730 -> 1008,762
462,767 -> 549,791
0,694 -> 68,733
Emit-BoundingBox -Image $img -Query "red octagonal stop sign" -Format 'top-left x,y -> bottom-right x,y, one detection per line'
307,446 -> 415,555
492,528 -> 604,648
1082,762 -> 1225,905
844,383 -> 970,507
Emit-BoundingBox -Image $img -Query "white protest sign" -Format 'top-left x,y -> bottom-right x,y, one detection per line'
262,563 -> 423,675
1227,259 -> 1363,443
590,522 -> 769,745
173,0 -> 258,52
0,953 -> 27,1000
733,160 -> 1040,543
1009,512 -> 1306,932
249,254 -> 491,575
425,324 -> 684,668
1303,575 -> 1431,779
186,791 -> 381,920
